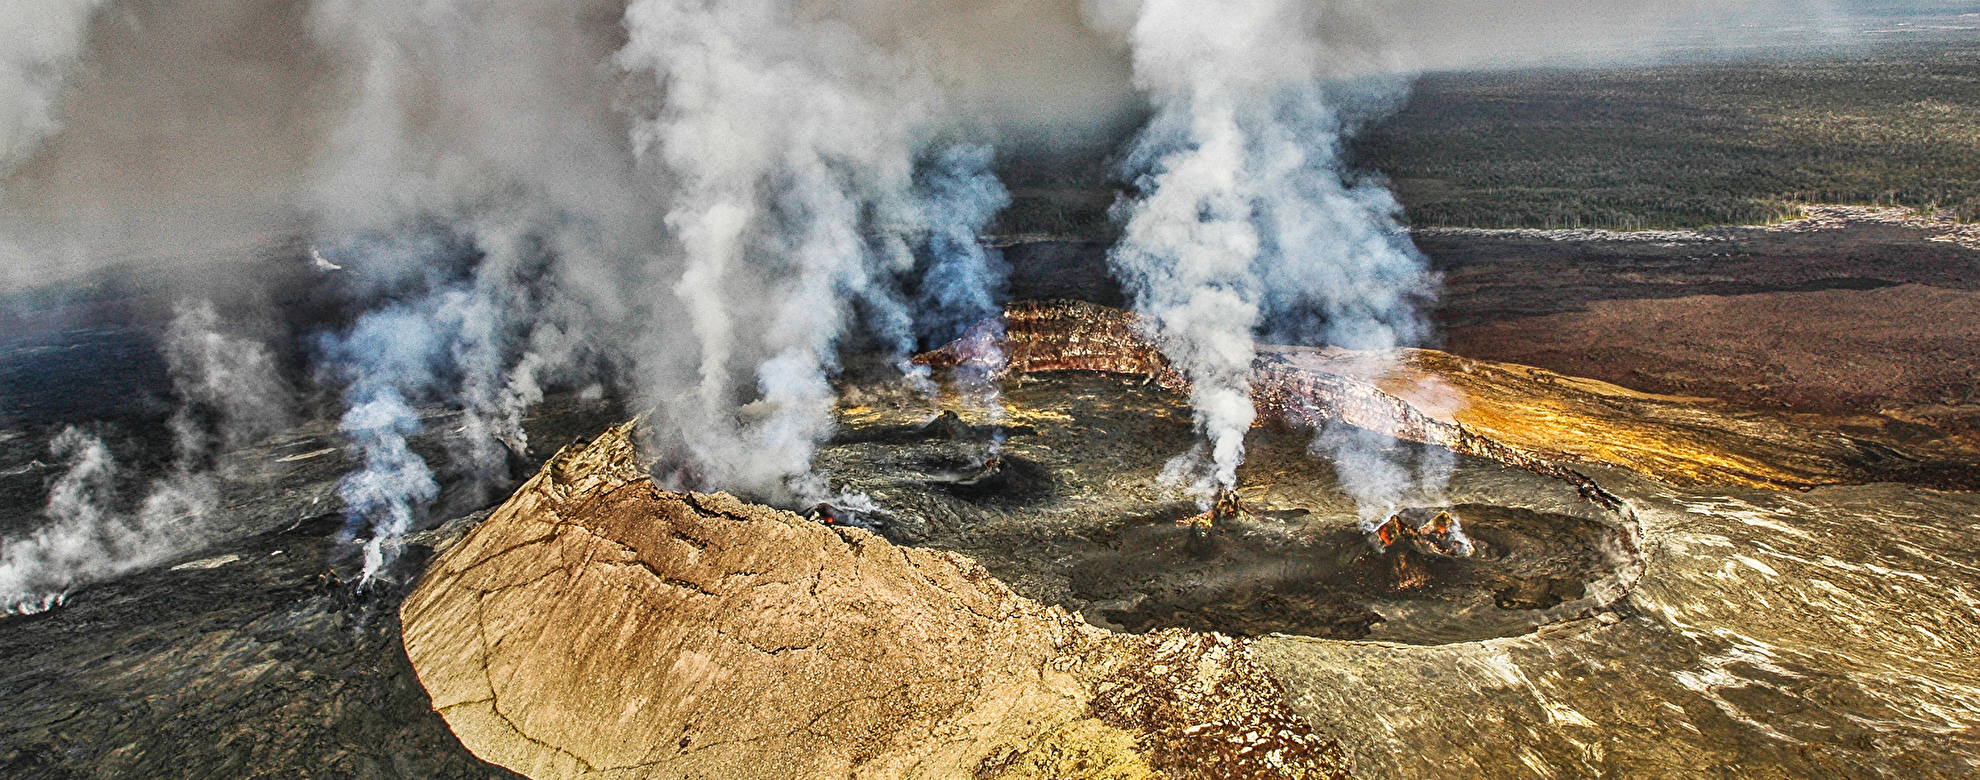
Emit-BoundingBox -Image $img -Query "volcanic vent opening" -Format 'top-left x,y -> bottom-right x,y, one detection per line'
819,370 -> 1638,646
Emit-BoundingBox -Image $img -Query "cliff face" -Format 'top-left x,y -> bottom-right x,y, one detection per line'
400,423 -> 1352,780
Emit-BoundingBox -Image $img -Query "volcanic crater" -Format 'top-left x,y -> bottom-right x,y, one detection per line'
818,368 -> 1638,646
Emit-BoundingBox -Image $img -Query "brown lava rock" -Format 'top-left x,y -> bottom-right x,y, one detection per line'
400,422 -> 1351,780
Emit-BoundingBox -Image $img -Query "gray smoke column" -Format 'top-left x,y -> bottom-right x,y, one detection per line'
432,273 -> 519,508
0,300 -> 289,613
1089,0 -> 1445,517
0,429 -> 125,614
618,0 -> 1015,504
163,300 -> 295,460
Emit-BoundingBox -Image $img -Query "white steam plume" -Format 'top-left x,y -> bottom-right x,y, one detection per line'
1088,0 -> 1820,520
1090,0 -> 1446,517
2,428 -> 132,614
0,0 -> 1845,550
1,300 -> 289,613
319,299 -> 440,590
301,0 -> 1030,540
300,0 -> 654,585
0,0 -> 1853,293
618,0 -> 1013,503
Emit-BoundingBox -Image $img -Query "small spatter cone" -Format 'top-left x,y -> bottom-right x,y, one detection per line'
1371,507 -> 1475,559
1179,487 -> 1246,529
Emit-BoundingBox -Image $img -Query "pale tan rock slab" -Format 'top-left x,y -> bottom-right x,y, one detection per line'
402,423 -> 1352,780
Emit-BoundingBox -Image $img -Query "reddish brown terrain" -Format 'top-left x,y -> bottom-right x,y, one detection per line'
992,207 -> 1980,485
1425,209 -> 1980,471
1447,284 -> 1980,420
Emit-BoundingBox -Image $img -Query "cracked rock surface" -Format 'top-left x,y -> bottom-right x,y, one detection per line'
400,422 -> 1352,780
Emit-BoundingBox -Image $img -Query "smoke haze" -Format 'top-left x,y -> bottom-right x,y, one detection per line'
0,0 -> 1861,584
0,0 -> 1851,294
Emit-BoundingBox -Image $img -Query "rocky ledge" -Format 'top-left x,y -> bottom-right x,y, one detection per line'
400,422 -> 1353,780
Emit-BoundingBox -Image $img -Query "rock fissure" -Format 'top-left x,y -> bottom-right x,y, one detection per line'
709,624 -> 820,657
484,696 -> 604,776
651,569 -> 718,597
457,593 -> 607,777
679,492 -> 765,526
460,556 -> 572,598
449,530 -> 569,579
